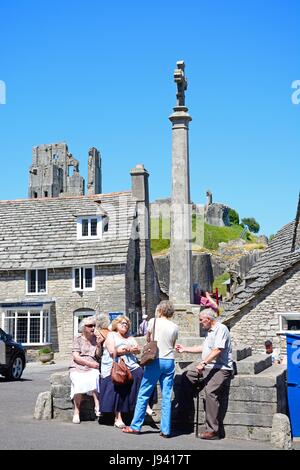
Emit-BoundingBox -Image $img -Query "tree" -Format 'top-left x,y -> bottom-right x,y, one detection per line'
228,208 -> 239,225
241,217 -> 260,233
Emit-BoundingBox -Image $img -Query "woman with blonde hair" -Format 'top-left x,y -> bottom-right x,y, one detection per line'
69,316 -> 101,424
98,315 -> 143,428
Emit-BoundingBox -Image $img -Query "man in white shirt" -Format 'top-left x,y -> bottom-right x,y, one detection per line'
176,308 -> 233,440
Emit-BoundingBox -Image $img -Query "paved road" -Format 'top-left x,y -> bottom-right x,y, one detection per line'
0,360 -> 283,451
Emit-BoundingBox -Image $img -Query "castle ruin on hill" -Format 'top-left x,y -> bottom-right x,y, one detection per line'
28,143 -> 101,198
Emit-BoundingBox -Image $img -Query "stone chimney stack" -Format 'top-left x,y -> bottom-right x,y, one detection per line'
130,163 -> 150,257
87,147 -> 102,195
130,164 -> 159,318
130,163 -> 149,206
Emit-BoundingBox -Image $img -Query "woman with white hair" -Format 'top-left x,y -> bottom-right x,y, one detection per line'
69,316 -> 101,424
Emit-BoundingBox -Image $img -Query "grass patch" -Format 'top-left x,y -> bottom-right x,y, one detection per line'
150,218 -> 257,255
151,217 -> 170,254
204,224 -> 245,250
213,272 -> 230,298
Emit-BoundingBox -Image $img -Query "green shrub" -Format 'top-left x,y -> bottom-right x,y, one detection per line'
228,209 -> 239,226
38,346 -> 52,355
213,272 -> 230,297
241,217 -> 260,234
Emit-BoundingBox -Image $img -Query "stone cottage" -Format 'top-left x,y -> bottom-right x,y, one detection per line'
222,194 -> 300,356
0,161 -> 160,358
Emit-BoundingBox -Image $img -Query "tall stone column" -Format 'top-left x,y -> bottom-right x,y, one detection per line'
169,61 -> 192,305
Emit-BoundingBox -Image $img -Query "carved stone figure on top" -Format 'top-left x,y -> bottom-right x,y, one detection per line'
174,60 -> 187,107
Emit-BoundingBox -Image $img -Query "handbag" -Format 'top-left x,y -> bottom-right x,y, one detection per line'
139,319 -> 158,366
111,357 -> 133,385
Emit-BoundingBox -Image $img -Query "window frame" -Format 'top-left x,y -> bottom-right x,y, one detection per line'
72,266 -> 95,292
1,308 -> 50,346
76,216 -> 102,240
26,269 -> 48,295
275,312 -> 300,335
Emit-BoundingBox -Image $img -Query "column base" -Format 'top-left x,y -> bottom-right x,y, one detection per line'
172,303 -> 200,338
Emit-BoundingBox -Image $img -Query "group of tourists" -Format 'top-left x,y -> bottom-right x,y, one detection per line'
69,295 -> 233,440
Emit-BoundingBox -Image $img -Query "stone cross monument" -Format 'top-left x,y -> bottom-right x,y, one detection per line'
168,61 -> 200,339
169,61 -> 192,306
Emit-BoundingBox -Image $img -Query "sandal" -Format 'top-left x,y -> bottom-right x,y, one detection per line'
72,414 -> 80,424
122,426 -> 140,434
114,421 -> 126,429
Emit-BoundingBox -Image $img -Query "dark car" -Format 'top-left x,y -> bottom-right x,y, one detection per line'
0,328 -> 26,380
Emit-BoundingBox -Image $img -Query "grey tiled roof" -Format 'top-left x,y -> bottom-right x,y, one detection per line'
222,219 -> 300,322
0,192 -> 136,270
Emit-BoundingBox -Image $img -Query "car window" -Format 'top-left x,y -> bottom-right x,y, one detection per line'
0,330 -> 6,342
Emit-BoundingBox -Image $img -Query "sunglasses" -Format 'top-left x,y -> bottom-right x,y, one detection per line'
85,324 -> 95,328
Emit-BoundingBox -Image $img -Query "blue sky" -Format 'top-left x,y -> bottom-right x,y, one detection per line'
0,0 -> 299,236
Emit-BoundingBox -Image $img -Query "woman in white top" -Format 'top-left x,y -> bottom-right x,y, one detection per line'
123,301 -> 178,437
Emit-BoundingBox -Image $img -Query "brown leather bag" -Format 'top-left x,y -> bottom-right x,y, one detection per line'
111,357 -> 133,385
139,319 -> 158,366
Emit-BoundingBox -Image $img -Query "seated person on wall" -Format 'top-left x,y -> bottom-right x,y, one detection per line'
175,308 -> 233,440
69,316 -> 101,424
264,340 -> 285,365
98,316 -> 143,429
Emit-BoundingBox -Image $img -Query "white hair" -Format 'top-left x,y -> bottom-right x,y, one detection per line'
95,313 -> 110,329
78,316 -> 96,333
199,308 -> 218,320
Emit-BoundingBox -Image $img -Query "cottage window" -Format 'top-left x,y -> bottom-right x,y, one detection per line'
276,312 -> 300,334
76,216 -> 102,240
26,269 -> 47,294
73,267 -> 95,291
1,309 -> 50,345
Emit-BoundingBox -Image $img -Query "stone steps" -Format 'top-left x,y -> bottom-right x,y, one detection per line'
172,347 -> 287,442
197,424 -> 272,441
197,410 -> 273,427
236,354 -> 272,375
232,346 -> 252,362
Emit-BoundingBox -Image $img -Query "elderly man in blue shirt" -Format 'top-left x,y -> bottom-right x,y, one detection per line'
176,308 -> 233,440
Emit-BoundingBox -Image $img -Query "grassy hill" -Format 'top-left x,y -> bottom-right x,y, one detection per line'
150,216 -> 253,254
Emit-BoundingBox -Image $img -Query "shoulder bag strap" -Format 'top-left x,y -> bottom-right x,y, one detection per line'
112,332 -> 119,362
152,318 -> 156,341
